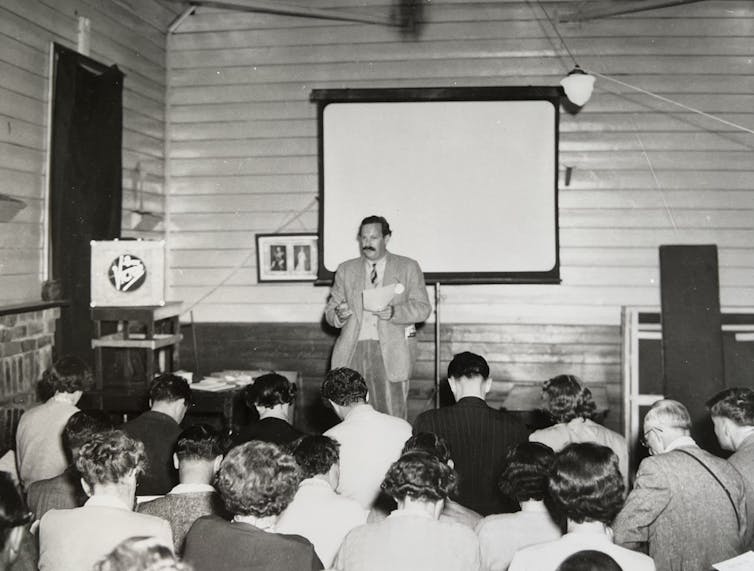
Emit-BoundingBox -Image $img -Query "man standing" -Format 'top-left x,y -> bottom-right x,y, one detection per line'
413,352 -> 529,515
613,399 -> 747,571
325,215 -> 431,419
708,387 -> 754,549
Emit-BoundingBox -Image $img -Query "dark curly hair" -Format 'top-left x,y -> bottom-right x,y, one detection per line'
707,388 -> 754,426
381,451 -> 457,502
359,215 -> 391,237
149,373 -> 191,405
42,355 -> 92,394
498,442 -> 555,503
447,351 -> 489,380
556,550 -> 622,571
216,441 -> 300,517
0,472 -> 32,552
402,432 -> 452,463
542,375 -> 596,423
176,424 -> 223,462
76,430 -> 145,488
291,435 -> 339,478
243,373 -> 297,409
321,368 -> 368,406
62,411 -> 112,459
548,443 -> 624,525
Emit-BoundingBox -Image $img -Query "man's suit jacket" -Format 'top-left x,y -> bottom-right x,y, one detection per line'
413,397 -> 529,515
325,252 -> 431,381
729,433 -> 754,550
613,444 -> 747,571
122,410 -> 181,495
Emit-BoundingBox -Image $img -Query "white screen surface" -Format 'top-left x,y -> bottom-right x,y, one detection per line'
320,97 -> 559,283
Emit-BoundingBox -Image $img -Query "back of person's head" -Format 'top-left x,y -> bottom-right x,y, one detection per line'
499,442 -> 555,503
243,373 -> 297,410
447,351 -> 489,380
542,375 -> 596,423
381,451 -> 457,503
42,355 -> 92,395
0,472 -> 31,567
149,374 -> 191,406
76,430 -> 145,489
62,410 -> 112,460
216,441 -> 300,518
548,442 -> 624,525
175,424 -> 223,463
707,388 -> 754,427
401,432 -> 452,464
644,399 -> 692,432
321,368 -> 368,406
556,550 -> 623,571
291,435 -> 339,479
359,215 -> 391,237
94,536 -> 192,571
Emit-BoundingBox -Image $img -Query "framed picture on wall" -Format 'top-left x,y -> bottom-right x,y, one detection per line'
256,233 -> 318,282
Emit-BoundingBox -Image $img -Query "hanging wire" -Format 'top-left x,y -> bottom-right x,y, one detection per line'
535,0 -> 579,68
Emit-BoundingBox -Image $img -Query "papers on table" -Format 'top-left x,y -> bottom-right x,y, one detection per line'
190,370 -> 284,391
363,282 -> 405,311
714,551 -> 754,570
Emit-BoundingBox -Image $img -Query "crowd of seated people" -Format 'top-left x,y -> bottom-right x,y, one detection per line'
4,353 -> 754,571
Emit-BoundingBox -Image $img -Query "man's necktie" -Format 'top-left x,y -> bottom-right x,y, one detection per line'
370,263 -> 377,286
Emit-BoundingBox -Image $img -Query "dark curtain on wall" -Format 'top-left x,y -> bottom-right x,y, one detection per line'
50,44 -> 123,366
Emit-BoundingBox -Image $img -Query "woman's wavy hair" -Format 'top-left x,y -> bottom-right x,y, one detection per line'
548,442 -> 625,525
498,442 -> 555,503
75,430 -> 145,488
381,451 -> 457,502
216,441 -> 301,517
707,388 -> 754,426
41,355 -> 93,394
243,373 -> 297,409
542,375 -> 596,423
94,536 -> 193,571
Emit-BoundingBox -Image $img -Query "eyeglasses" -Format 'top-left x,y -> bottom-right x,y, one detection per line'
640,426 -> 663,448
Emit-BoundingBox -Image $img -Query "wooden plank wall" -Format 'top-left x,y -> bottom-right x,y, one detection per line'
181,321 -> 622,434
0,0 -> 181,304
167,0 -> 754,328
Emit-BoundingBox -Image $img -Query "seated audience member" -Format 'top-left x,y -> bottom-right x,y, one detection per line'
370,432 -> 483,529
322,368 -> 411,509
414,352 -> 529,515
613,399 -> 746,571
476,442 -> 561,571
27,410 -> 111,519
334,451 -> 480,571
138,424 -> 226,553
556,551 -> 623,571
94,536 -> 193,571
183,441 -> 322,571
276,435 -> 367,567
123,374 -> 192,495
707,387 -> 754,549
0,472 -> 33,571
38,430 -> 173,571
509,443 -> 654,571
529,375 -> 628,486
15,355 -> 92,489
233,372 -> 303,447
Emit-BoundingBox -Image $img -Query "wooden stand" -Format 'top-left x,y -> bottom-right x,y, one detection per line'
90,303 -> 183,406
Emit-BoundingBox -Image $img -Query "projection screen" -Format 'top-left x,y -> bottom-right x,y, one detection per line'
312,87 -> 562,285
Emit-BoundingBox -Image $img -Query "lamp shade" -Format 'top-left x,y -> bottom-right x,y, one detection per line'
560,67 -> 595,107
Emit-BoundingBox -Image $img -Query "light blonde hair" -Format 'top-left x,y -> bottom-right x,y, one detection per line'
644,399 -> 692,432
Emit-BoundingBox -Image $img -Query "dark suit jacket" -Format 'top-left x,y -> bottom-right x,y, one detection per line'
122,411 -> 181,495
325,252 -> 431,382
232,417 -> 304,449
183,515 -> 322,571
413,397 -> 529,515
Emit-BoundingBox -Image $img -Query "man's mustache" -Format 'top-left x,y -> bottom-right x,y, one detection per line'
363,246 -> 375,251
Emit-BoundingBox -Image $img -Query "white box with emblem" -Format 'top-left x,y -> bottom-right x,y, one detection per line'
90,239 -> 166,307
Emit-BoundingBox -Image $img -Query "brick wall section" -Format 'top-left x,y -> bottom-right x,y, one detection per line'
0,308 -> 58,451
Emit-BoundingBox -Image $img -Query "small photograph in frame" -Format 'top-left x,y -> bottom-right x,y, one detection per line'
256,233 -> 318,282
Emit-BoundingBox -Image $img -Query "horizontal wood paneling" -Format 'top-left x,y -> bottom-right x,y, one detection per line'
0,0 -> 182,303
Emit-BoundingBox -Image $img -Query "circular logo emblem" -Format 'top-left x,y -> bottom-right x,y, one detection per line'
108,254 -> 147,292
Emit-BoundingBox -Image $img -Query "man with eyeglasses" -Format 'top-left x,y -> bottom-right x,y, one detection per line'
613,399 -> 748,571
707,387 -> 754,550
